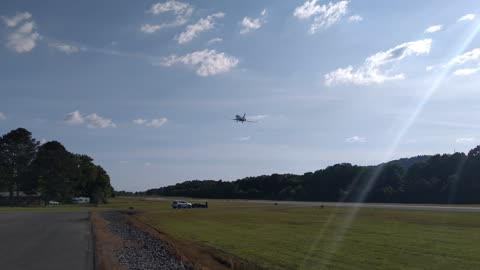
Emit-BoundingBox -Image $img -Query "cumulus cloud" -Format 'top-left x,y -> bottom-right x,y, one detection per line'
65,110 -> 85,125
148,1 -> 193,24
345,136 -> 366,143
140,24 -> 164,34
348,15 -> 363,22
240,9 -> 267,34
207,37 -> 223,44
2,13 -> 40,53
141,1 -> 193,34
458,14 -> 476,22
448,48 -> 480,66
424,24 -> 443,33
133,118 -> 168,127
177,12 -> 224,44
65,110 -> 116,128
325,39 -> 432,86
39,138 -> 47,145
293,0 -> 349,33
456,137 -> 475,144
1,12 -> 31,27
161,49 -> 239,76
426,65 -> 435,71
49,42 -> 83,54
85,114 -> 116,129
453,68 -> 480,76
0,112 -> 6,120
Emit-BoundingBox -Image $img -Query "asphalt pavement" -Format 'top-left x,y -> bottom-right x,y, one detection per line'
0,211 -> 93,270
146,197 -> 480,213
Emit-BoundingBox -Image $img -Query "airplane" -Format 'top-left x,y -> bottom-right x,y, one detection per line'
233,113 -> 256,123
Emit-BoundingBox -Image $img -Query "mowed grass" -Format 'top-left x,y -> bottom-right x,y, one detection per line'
2,197 -> 480,269
130,198 -> 480,270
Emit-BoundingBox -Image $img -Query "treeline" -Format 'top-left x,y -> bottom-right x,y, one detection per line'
0,128 -> 114,205
146,146 -> 480,204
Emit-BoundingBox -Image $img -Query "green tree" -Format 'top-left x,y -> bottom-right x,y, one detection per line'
0,128 -> 39,205
31,141 -> 77,203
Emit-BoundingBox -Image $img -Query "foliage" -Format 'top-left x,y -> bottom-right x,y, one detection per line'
0,128 -> 113,205
146,152 -> 480,203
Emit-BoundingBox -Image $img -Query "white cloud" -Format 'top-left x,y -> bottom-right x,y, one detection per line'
448,48 -> 480,66
458,14 -> 476,22
207,37 -> 223,44
49,42 -> 82,54
3,14 -> 40,53
147,0 -> 193,25
40,138 -> 47,145
348,15 -> 363,22
133,119 -> 147,125
456,137 -> 475,144
0,112 -> 6,120
161,49 -> 239,76
293,0 -> 349,33
65,111 -> 116,128
141,1 -> 193,34
1,12 -> 31,27
85,113 -> 116,129
453,68 -> 480,76
177,12 -> 224,44
240,9 -> 267,34
325,39 -> 432,86
426,65 -> 435,71
345,136 -> 366,143
424,24 -> 443,33
236,136 -> 251,141
133,118 -> 168,128
140,24 -> 163,33
65,110 -> 85,125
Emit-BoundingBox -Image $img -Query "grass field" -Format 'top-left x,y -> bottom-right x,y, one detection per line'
2,197 -> 480,269
127,198 -> 480,270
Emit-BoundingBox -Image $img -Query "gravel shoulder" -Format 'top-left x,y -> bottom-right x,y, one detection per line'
93,211 -> 191,270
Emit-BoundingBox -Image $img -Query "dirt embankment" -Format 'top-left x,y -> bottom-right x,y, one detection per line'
92,210 -> 265,270
126,212 -> 266,270
91,211 -> 127,270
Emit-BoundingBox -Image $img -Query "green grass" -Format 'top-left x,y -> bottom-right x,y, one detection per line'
131,198 -> 480,270
3,197 -> 480,269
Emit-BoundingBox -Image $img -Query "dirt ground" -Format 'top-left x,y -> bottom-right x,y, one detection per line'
91,212 -> 127,270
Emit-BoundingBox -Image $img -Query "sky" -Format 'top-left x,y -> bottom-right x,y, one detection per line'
1,0 -> 480,191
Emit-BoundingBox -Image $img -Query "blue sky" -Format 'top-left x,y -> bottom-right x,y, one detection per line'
2,0 -> 480,191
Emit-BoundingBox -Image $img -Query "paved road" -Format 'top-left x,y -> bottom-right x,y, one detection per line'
255,201 -> 480,213
0,211 -> 93,270
146,197 -> 480,213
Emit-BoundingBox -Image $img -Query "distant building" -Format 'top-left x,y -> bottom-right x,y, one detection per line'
0,191 -> 42,206
72,197 -> 90,204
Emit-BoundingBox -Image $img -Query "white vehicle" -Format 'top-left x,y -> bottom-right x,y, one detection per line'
72,197 -> 90,204
172,200 -> 192,209
49,200 -> 60,205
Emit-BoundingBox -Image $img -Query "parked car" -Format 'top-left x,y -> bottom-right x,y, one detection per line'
172,200 -> 192,209
72,197 -> 90,204
49,200 -> 60,205
192,202 -> 208,208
